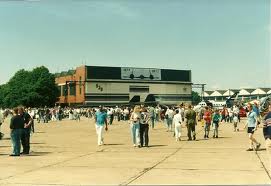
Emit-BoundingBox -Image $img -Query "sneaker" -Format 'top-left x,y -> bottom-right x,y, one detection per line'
193,136 -> 196,140
133,144 -> 136,147
204,135 -> 206,138
256,143 -> 261,150
246,148 -> 253,151
9,154 -> 20,156
215,136 -> 218,138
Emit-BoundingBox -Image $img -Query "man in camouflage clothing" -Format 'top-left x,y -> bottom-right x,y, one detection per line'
185,104 -> 197,141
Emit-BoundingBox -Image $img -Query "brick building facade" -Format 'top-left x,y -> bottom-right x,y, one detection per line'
55,65 -> 192,106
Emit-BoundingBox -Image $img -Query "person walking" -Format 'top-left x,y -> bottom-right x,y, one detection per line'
262,104 -> 271,172
185,104 -> 197,141
212,109 -> 220,138
203,106 -> 212,139
130,105 -> 141,147
173,109 -> 183,141
19,107 -> 33,155
233,113 -> 239,132
0,109 -> 4,140
94,107 -> 108,146
243,103 -> 261,151
139,107 -> 150,147
165,107 -> 174,132
148,106 -> 155,129
10,107 -> 24,156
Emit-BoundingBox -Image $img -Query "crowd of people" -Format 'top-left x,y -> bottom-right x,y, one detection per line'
0,102 -> 270,174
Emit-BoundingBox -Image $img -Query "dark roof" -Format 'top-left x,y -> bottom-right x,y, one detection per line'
259,88 -> 271,93
204,91 -> 214,95
242,88 -> 256,93
230,89 -> 240,93
216,90 -> 227,94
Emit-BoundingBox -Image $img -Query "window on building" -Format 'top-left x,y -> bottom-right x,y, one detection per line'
129,86 -> 149,93
57,86 -> 61,97
63,85 -> 68,96
79,76 -> 82,95
69,82 -> 76,96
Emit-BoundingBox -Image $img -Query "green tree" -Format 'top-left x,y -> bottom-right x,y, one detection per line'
192,91 -> 201,105
0,66 -> 59,108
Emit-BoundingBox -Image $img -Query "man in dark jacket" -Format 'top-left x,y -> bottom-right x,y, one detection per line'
10,107 -> 24,156
19,107 -> 33,155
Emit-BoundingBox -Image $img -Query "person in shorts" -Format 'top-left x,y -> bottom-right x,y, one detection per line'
243,103 -> 261,151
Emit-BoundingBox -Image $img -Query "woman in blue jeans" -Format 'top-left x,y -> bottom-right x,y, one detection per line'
10,107 -> 24,156
130,106 -> 141,147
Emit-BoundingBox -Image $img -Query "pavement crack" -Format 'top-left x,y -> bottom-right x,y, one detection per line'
0,151 -> 100,181
255,150 -> 271,181
119,128 -> 204,186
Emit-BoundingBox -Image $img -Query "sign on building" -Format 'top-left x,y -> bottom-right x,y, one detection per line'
121,67 -> 161,80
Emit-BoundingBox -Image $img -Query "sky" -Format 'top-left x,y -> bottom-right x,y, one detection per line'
0,0 -> 270,90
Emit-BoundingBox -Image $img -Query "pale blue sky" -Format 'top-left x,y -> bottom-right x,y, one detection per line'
0,0 -> 270,90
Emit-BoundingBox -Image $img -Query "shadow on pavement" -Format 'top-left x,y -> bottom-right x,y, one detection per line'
216,136 -> 231,139
1,137 -> 11,140
104,143 -> 124,146
148,145 -> 167,147
25,152 -> 52,156
0,145 -> 10,148
256,148 -> 266,151
30,142 -> 46,144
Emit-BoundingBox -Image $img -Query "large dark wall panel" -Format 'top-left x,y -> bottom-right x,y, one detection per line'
86,66 -> 191,82
87,66 -> 121,80
161,69 -> 191,82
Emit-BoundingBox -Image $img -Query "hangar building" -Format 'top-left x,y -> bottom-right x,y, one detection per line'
55,65 -> 192,106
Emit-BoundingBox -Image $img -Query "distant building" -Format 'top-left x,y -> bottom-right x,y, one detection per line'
204,88 -> 271,101
55,65 -> 192,106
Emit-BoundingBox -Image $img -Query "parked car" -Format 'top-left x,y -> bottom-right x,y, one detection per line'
239,107 -> 247,117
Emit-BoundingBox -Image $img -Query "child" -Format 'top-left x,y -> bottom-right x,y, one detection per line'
233,113 -> 239,132
212,109 -> 220,138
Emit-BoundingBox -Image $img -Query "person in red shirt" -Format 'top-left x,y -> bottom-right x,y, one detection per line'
203,106 -> 212,139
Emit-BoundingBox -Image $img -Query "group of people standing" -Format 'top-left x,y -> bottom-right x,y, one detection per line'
93,104 -> 200,148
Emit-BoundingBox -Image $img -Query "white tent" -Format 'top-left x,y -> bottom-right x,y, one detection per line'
239,88 -> 255,96
223,89 -> 239,96
251,88 -> 268,95
210,90 -> 223,97
203,91 -> 214,97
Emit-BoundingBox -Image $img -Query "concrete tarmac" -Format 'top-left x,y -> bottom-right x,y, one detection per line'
0,117 -> 270,185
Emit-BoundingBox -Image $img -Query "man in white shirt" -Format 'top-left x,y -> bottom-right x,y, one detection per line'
165,107 -> 174,132
173,109 -> 182,141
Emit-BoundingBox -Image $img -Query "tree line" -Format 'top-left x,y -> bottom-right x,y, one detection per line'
0,66 -> 59,108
